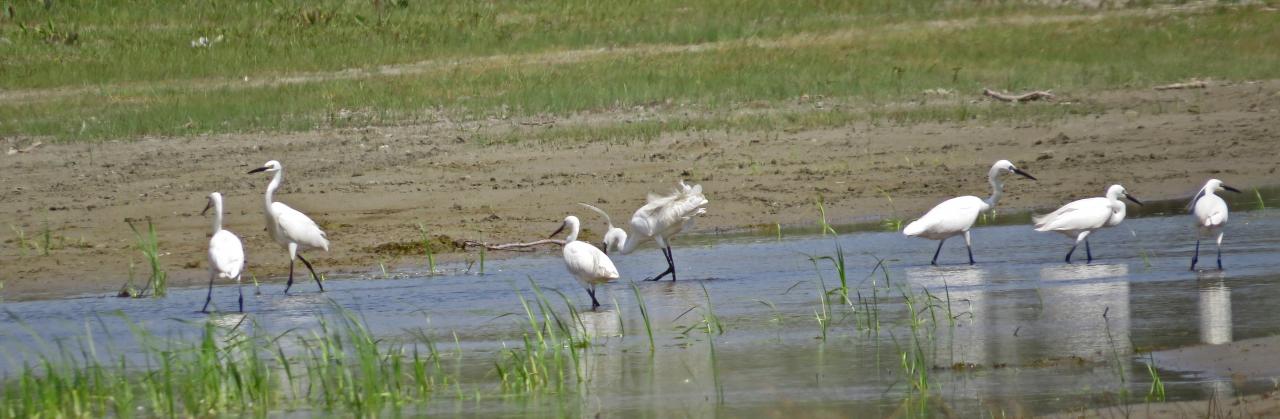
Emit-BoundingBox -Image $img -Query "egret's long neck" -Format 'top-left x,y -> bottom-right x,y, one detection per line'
566,221 -> 580,242
211,198 -> 224,234
264,169 -> 283,209
984,168 -> 1004,207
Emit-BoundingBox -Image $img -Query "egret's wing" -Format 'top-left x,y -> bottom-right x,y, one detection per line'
630,181 -> 708,238
904,196 -> 985,237
272,202 -> 330,250
209,230 -> 245,279
565,242 -> 619,280
1033,197 -> 1109,231
1195,196 -> 1229,227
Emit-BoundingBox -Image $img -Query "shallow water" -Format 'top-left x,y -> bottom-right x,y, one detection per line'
4,205 -> 1280,416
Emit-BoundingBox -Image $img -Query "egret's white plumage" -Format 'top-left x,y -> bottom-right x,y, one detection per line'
903,160 -> 1036,265
578,203 -> 627,254
1033,184 -> 1143,263
201,192 -> 246,312
249,160 -> 329,293
619,180 -> 708,281
1190,179 -> 1241,270
552,215 -> 620,309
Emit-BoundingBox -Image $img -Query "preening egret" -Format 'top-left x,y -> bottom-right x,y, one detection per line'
551,215 -> 620,309
1033,184 -> 1143,263
1190,179 -> 1241,271
619,180 -> 708,281
248,160 -> 329,293
578,202 -> 627,254
903,160 -> 1036,265
201,192 -> 246,312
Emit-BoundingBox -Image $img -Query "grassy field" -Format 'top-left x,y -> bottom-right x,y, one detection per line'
2,1 -> 1278,142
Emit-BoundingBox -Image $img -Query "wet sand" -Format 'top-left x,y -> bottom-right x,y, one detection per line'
2,80 -> 1279,300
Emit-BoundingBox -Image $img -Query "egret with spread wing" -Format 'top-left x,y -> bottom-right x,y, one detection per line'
619,180 -> 708,281
903,160 -> 1037,265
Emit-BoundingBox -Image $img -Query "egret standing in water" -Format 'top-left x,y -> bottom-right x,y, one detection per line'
578,203 -> 627,254
201,192 -> 246,312
619,180 -> 708,281
248,160 -> 329,293
1033,184 -> 1143,263
1190,179 -> 1241,271
903,160 -> 1037,265
551,215 -> 620,309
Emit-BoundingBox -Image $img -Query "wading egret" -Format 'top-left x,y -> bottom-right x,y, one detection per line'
1033,184 -> 1143,263
201,192 -> 246,312
903,160 -> 1036,265
1190,179 -> 1241,271
578,202 -> 627,254
248,160 -> 329,293
551,215 -> 620,309
619,180 -> 708,281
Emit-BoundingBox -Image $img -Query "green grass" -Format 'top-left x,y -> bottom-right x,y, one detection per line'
0,0 -> 1077,89
416,222 -> 437,275
3,4 -> 1278,141
127,218 -> 166,298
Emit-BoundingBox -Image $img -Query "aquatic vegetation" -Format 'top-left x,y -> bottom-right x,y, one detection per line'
1145,354 -> 1166,402
417,223 -> 437,275
127,218 -> 167,297
630,281 -> 656,353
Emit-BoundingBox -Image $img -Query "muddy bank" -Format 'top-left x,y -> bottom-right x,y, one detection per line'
1,81 -> 1279,300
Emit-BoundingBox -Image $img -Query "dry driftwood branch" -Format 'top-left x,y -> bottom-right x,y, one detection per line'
6,141 -> 42,155
462,239 -> 565,251
1153,80 -> 1208,91
982,88 -> 1054,103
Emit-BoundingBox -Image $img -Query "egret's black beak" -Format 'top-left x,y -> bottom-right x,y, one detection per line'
248,167 -> 268,174
1125,194 -> 1144,206
1223,185 -> 1242,193
1012,167 -> 1037,181
549,223 -> 567,239
201,200 -> 213,215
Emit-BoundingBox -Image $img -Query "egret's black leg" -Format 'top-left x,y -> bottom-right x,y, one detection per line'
1190,239 -> 1200,271
666,244 -> 677,282
1216,246 -> 1223,271
647,248 -> 675,281
237,280 -> 244,313
297,253 -> 325,292
285,258 -> 296,294
201,275 -> 216,313
1085,240 -> 1093,263
1065,244 -> 1077,264
931,239 -> 946,266
966,244 -> 975,265
587,287 -> 600,309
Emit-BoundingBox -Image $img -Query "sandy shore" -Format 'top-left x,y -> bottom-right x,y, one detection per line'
2,80 -> 1279,300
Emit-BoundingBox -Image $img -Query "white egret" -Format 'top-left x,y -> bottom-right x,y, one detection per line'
201,192 -> 246,312
551,215 -> 620,309
578,202 -> 627,254
1033,184 -> 1143,263
1190,179 -> 1241,270
619,180 -> 708,281
248,160 -> 329,293
903,160 -> 1037,265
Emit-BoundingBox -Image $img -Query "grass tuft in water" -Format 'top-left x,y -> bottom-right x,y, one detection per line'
127,218 -> 167,298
